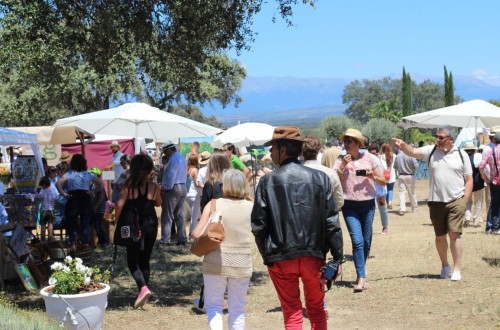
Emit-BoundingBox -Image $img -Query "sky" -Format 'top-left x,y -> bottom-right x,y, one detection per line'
232,0 -> 500,84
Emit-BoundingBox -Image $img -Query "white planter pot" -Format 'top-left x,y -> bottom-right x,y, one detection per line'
40,283 -> 110,330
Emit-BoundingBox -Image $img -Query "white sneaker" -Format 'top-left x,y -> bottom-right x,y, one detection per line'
450,270 -> 462,281
440,265 -> 451,279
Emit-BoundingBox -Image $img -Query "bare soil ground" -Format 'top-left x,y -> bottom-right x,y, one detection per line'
2,179 -> 500,329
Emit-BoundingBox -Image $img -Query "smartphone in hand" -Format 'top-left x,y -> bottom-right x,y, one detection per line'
355,169 -> 367,176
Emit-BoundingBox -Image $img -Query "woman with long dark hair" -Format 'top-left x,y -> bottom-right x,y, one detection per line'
56,154 -> 103,247
114,154 -> 162,309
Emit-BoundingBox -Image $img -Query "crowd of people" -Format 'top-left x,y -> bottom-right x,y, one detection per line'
21,124 -> 499,330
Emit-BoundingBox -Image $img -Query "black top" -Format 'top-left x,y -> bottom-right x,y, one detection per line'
200,181 -> 223,213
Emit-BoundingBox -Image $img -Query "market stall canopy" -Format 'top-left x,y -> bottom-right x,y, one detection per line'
9,126 -> 94,145
211,122 -> 275,148
0,127 -> 43,175
53,102 -> 223,153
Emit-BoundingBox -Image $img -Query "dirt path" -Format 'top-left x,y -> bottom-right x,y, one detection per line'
103,179 -> 500,329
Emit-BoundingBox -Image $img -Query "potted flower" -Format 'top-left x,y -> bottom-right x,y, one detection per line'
40,256 -> 110,329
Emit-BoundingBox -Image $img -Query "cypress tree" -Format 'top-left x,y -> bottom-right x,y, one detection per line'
402,67 -> 413,116
448,72 -> 455,105
444,65 -> 454,106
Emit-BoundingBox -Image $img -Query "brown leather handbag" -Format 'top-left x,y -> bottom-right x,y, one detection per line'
190,199 -> 224,257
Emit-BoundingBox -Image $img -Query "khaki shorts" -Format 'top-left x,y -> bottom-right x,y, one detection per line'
428,197 -> 466,236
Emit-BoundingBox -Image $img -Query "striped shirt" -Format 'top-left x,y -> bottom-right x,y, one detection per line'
479,144 -> 500,184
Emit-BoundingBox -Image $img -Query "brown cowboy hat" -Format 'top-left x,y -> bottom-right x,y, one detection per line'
264,126 -> 303,146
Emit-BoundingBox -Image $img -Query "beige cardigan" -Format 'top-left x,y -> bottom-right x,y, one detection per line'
203,198 -> 254,278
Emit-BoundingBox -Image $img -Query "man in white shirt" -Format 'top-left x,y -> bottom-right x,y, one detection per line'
392,125 -> 472,282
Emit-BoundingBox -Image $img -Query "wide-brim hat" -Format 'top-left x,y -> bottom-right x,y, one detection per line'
59,151 -> 72,162
161,140 -> 176,150
494,131 -> 500,142
488,125 -> 500,136
198,151 -> 211,165
109,140 -> 121,148
462,142 -> 477,151
264,126 -> 303,146
339,128 -> 365,148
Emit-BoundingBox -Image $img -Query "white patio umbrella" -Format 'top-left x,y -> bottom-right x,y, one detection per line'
211,122 -> 275,148
403,99 -> 500,138
53,103 -> 222,153
212,122 -> 274,194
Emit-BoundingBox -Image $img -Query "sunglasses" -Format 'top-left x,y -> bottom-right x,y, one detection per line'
435,135 -> 449,140
344,139 -> 356,144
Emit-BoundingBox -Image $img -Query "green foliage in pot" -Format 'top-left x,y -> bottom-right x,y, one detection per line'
48,256 -> 109,295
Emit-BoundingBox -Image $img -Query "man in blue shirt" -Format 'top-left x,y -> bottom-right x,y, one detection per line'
160,141 -> 188,246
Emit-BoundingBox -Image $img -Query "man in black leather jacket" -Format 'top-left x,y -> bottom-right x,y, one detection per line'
251,126 -> 343,330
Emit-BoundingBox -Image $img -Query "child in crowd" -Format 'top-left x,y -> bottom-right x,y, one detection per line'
89,168 -> 110,248
39,176 -> 57,241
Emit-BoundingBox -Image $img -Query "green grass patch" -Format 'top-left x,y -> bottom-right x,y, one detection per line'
0,297 -> 58,330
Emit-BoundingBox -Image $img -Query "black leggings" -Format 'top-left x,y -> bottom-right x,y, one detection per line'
126,217 -> 158,289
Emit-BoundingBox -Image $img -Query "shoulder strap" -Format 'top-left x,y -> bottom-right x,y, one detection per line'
210,198 -> 216,214
428,145 -> 464,165
493,149 -> 499,176
428,145 -> 437,164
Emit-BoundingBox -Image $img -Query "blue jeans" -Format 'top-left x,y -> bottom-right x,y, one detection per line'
489,184 -> 500,231
386,182 -> 395,204
378,200 -> 388,229
341,199 -> 375,278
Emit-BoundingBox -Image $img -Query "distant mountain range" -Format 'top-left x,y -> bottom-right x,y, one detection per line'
205,75 -> 500,126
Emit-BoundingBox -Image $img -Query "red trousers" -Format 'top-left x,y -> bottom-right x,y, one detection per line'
268,256 -> 326,330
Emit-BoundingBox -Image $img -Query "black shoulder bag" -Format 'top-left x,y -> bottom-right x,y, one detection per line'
114,189 -> 143,247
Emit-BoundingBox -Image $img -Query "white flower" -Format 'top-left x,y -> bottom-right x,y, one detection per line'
85,269 -> 93,277
75,258 -> 83,265
62,266 -> 70,273
49,277 -> 57,285
84,277 -> 91,286
65,256 -> 73,264
75,264 -> 86,275
50,262 -> 63,271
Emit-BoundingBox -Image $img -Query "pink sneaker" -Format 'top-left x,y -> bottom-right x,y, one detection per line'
134,286 -> 151,309
381,228 -> 388,234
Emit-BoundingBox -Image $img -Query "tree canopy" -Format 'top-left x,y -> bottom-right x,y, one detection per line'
342,76 -> 463,123
0,0 -> 316,126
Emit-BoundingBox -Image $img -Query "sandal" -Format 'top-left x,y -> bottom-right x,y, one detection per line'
353,279 -> 368,293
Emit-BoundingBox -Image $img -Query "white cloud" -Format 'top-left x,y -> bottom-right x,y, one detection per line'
471,69 -> 500,86
472,69 -> 488,79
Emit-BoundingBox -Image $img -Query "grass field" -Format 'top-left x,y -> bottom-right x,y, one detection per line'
2,179 -> 500,329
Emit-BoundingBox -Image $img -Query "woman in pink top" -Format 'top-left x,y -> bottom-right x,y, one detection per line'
334,129 -> 385,292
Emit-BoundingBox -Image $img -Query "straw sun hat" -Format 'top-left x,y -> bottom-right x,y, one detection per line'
461,142 -> 477,151
59,151 -> 72,162
339,128 -> 365,148
198,151 -> 211,165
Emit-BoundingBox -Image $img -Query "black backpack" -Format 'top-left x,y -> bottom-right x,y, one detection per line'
469,153 -> 484,192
